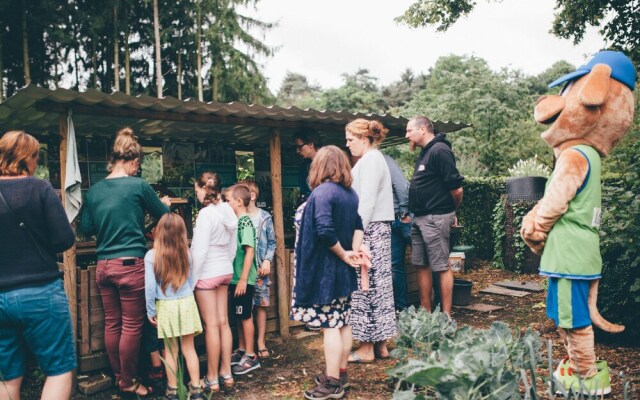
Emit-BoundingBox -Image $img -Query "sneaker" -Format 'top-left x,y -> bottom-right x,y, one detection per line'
553,357 -> 611,396
232,354 -> 261,375
314,372 -> 350,389
304,375 -> 344,400
231,349 -> 245,366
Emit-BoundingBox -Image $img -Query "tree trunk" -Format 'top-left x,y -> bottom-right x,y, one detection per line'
212,65 -> 219,101
91,38 -> 98,89
153,0 -> 162,98
21,0 -> 31,86
124,30 -> 131,95
196,0 -> 203,101
74,46 -> 80,90
113,3 -> 120,92
177,50 -> 182,100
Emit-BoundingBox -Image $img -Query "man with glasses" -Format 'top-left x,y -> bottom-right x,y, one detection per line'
293,128 -> 323,203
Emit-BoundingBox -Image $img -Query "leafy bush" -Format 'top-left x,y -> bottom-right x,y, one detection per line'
508,156 -> 551,178
457,177 -> 504,260
492,196 -> 540,273
390,307 -> 542,399
597,142 -> 640,343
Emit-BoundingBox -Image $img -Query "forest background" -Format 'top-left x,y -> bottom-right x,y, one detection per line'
1,0 -> 637,177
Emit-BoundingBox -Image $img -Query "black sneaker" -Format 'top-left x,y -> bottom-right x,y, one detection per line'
230,349 -> 245,366
304,375 -> 344,400
232,354 -> 261,375
314,372 -> 349,389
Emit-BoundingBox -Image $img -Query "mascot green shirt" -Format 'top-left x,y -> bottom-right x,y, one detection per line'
539,144 -> 602,280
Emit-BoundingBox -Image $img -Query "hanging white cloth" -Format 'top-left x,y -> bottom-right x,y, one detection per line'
64,110 -> 82,222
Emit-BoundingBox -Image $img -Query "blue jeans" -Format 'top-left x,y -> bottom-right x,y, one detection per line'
0,279 -> 77,380
390,217 -> 412,311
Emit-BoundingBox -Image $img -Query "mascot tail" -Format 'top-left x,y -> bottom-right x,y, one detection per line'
589,279 -> 625,333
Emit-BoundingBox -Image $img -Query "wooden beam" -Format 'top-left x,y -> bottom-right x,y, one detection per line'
59,113 -> 78,391
270,128 -> 289,338
35,101 -> 358,131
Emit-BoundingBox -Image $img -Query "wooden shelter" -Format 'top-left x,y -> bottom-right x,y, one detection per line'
0,85 -> 470,372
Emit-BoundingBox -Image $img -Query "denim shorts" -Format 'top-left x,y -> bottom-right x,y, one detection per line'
0,279 -> 77,380
253,275 -> 270,307
411,212 -> 456,272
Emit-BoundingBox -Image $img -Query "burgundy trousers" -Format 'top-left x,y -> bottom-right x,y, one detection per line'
96,258 -> 146,388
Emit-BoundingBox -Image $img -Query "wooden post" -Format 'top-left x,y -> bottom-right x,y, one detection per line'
269,128 -> 289,338
59,114 -> 78,347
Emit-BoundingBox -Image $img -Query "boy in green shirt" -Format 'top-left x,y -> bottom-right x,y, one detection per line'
226,184 -> 261,375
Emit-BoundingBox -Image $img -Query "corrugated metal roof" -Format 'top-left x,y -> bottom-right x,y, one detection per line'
0,85 -> 471,147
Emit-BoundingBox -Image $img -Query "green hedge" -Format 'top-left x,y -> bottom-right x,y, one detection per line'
598,168 -> 640,343
457,177 -> 505,260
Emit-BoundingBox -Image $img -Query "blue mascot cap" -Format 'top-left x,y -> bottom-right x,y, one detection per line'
548,50 -> 637,91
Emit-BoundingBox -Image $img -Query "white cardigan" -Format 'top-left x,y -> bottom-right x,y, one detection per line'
190,202 -> 238,281
351,148 -> 395,229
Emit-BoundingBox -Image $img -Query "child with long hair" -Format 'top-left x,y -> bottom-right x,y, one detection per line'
192,172 -> 238,392
144,214 -> 205,400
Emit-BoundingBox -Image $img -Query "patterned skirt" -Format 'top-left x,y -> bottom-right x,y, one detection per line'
156,295 -> 203,339
351,221 -> 397,342
290,296 -> 351,329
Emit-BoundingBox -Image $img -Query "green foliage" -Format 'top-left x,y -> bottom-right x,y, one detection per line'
236,152 -> 255,181
390,307 -> 542,399
142,151 -> 163,184
508,156 -> 551,178
395,0 -> 640,64
275,72 -> 325,110
457,177 -> 505,260
398,55 -> 555,175
34,165 -> 50,180
492,197 -> 506,269
0,0 -> 274,102
394,0 -> 476,31
597,137 -> 640,343
492,195 -> 541,273
323,69 -> 387,114
551,0 -> 640,64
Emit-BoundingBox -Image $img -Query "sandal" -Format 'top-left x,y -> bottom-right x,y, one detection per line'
347,351 -> 374,364
188,382 -> 206,400
162,385 -> 179,400
119,380 -> 153,399
220,374 -> 235,389
203,376 -> 220,393
258,348 -> 272,359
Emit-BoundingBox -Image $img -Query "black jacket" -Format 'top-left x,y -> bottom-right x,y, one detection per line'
0,177 -> 75,290
409,134 -> 464,216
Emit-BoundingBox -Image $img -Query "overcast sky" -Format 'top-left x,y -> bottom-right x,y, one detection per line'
244,0 -> 606,93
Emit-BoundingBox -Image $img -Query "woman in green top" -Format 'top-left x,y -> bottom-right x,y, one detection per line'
81,128 -> 171,398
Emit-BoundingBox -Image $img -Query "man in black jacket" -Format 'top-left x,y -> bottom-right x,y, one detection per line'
406,116 -> 464,315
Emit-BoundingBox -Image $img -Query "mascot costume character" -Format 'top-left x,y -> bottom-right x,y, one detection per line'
521,50 -> 636,395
